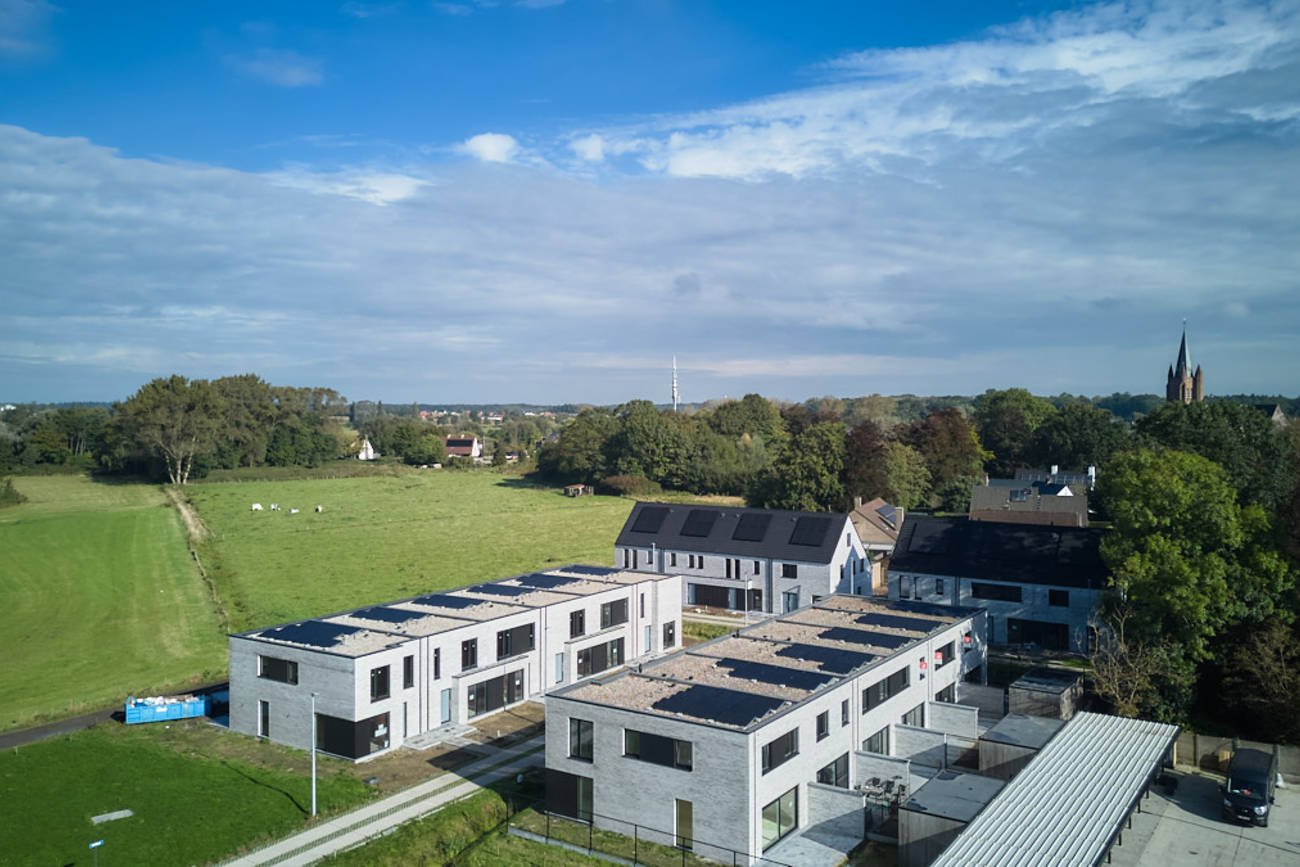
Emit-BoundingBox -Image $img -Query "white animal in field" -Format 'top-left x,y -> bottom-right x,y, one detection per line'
289,508 -> 300,514
270,504 -> 280,511
251,503 -> 263,511
315,505 -> 323,513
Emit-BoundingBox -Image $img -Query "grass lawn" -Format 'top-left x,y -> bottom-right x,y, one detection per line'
0,719 -> 374,865
0,476 -> 227,731
187,470 -> 637,631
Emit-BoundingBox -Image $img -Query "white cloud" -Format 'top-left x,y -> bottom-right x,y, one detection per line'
225,48 -> 324,87
265,166 -> 432,204
570,134 -> 605,162
458,132 -> 520,163
0,0 -> 56,57
432,2 -> 473,15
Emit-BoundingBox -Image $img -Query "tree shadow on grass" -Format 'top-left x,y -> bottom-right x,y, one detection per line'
493,476 -> 553,492
217,758 -> 308,815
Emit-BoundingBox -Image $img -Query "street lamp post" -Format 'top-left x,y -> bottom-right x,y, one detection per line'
311,691 -> 319,817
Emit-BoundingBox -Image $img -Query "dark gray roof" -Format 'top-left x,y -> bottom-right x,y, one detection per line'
890,517 -> 1106,590
616,502 -> 852,564
1010,667 -> 1084,695
903,770 -> 1005,822
980,713 -> 1065,750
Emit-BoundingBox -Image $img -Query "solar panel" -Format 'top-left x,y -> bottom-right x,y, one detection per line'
679,509 -> 720,538
855,612 -> 936,633
466,583 -> 533,598
732,512 -> 773,542
352,606 -> 431,624
773,642 -> 873,674
631,506 -> 669,534
555,565 -> 617,576
876,504 -> 898,528
263,621 -> 362,648
818,627 -> 912,650
789,516 -> 832,547
651,683 -> 787,727
411,593 -> 483,609
516,572 -> 582,589
714,657 -> 834,692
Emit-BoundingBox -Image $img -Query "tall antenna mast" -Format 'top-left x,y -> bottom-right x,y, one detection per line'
672,356 -> 679,412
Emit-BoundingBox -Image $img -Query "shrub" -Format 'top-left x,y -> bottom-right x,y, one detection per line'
0,477 -> 26,508
598,475 -> 662,497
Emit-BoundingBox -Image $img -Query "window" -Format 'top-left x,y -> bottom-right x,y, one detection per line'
901,703 -> 925,727
841,699 -> 850,726
817,753 -> 850,788
639,594 -> 645,618
570,609 -> 586,638
1049,589 -> 1070,607
555,652 -> 564,684
258,656 -> 298,685
569,718 -> 593,762
761,728 -> 799,774
670,552 -> 677,567
577,776 -> 593,822
688,554 -> 695,568
600,599 -> 629,629
675,799 -> 693,850
754,560 -> 761,574
467,669 -> 524,718
971,582 -> 1022,602
863,726 -> 889,755
623,549 -> 630,568
461,638 -> 478,670
497,624 -> 535,659
1007,618 -> 1069,650
258,700 -> 270,738
403,655 -> 414,690
782,563 -> 798,579
624,729 -> 692,770
899,575 -> 912,599
782,590 -> 799,613
577,637 -> 625,677
433,647 -> 441,680
761,787 -> 798,851
370,666 -> 390,702
816,711 -> 829,741
862,667 -> 909,711
935,641 -> 955,667
663,621 -> 676,648
935,578 -> 945,596
936,683 -> 956,703
698,556 -> 705,568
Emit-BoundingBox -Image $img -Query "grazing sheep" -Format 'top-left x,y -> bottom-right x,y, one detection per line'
315,505 -> 323,513
270,504 -> 280,511
251,503 -> 263,511
289,508 -> 300,514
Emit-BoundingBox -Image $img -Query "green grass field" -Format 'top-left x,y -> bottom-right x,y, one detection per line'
0,476 -> 227,731
0,720 -> 373,865
188,471 -> 636,631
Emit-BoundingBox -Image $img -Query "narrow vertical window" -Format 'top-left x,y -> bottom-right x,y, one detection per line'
258,700 -> 270,738
403,655 -> 414,689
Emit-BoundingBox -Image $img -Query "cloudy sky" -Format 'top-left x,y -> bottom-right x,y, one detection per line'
2,0 -> 1298,405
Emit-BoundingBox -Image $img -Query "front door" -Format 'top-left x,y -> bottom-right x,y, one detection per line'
439,688 -> 451,724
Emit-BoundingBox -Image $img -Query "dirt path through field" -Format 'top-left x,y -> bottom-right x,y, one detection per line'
166,486 -> 210,543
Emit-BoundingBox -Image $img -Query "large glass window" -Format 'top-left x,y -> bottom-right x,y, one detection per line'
624,729 -> 692,770
1049,589 -> 1069,607
258,656 -> 298,685
570,609 -> 586,638
971,582 -> 1022,602
600,599 -> 629,629
782,563 -> 798,579
863,667 -> 909,711
466,669 -> 524,718
461,638 -> 478,670
676,799 -> 693,850
316,711 -> 390,758
370,665 -> 390,702
901,703 -> 925,727
817,753 -> 850,788
569,718 -> 593,762
863,725 -> 889,755
496,623 -> 535,659
761,787 -> 798,851
577,637 -> 625,677
761,728 -> 799,774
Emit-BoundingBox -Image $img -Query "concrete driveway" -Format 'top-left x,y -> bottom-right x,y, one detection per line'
1109,769 -> 1300,866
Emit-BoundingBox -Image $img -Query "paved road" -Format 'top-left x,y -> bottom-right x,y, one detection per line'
222,735 -> 546,866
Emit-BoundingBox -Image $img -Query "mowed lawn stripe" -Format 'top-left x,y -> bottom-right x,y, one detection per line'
0,477 -> 227,731
189,473 -> 635,630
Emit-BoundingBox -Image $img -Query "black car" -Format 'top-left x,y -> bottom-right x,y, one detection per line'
1221,748 -> 1277,828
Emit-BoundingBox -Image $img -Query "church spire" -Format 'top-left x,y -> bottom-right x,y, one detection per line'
1174,321 -> 1191,377
1166,321 -> 1204,403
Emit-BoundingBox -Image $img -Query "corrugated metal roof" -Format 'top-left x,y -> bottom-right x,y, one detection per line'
932,712 -> 1179,867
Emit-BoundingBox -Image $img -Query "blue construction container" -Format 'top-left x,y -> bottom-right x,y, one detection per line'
124,695 -> 211,724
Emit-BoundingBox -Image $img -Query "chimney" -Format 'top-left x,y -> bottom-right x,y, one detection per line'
1050,464 -> 1059,476
854,496 -> 863,509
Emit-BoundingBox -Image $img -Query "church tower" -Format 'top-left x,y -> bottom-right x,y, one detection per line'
1165,325 -> 1204,403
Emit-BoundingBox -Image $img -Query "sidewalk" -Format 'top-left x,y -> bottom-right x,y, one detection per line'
222,734 -> 545,866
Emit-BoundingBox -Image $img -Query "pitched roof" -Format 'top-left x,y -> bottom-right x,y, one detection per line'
969,485 -> 1088,522
850,497 -> 902,547
889,516 -> 1106,589
615,501 -> 854,564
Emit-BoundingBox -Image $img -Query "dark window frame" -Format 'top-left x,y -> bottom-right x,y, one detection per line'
623,729 -> 693,771
816,753 -> 850,788
570,609 -> 586,638
816,711 -> 829,741
600,598 -> 629,629
258,655 -> 298,685
781,563 -> 798,579
971,581 -> 1022,603
370,665 -> 390,702
569,717 -> 593,762
1049,589 -> 1070,607
461,638 -> 478,670
663,620 -> 676,648
761,728 -> 799,774
403,654 -> 414,689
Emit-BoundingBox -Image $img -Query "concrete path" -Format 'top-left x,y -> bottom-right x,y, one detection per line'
683,611 -> 762,628
222,734 -> 545,866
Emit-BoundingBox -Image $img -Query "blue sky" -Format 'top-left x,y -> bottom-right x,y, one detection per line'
2,0 -> 1298,405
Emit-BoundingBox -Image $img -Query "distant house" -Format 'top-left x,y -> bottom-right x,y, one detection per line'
888,516 -> 1106,653
357,438 -> 378,461
1254,403 -> 1287,428
849,496 -> 903,593
615,502 -> 870,614
445,435 -> 482,458
969,482 -> 1088,528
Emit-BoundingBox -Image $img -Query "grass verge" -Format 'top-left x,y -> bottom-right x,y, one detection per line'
683,620 -> 734,645
513,808 -> 721,867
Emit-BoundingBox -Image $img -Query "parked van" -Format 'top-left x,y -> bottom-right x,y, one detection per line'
1221,748 -> 1278,827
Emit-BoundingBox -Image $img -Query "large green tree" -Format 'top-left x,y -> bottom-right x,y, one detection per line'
1027,402 -> 1128,470
903,408 -> 989,494
537,408 -> 618,484
878,442 -> 931,510
749,421 -> 847,511
117,376 -> 225,485
974,388 -> 1057,476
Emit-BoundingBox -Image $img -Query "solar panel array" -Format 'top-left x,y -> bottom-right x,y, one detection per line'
651,683 -> 787,728
264,621 -> 362,648
819,626 -> 912,650
679,509 -> 720,538
631,506 -> 669,534
876,503 -> 898,527
466,583 -> 533,598
789,515 -> 832,547
773,642 -> 873,674
352,606 -> 432,624
854,612 -> 937,632
556,564 -> 617,576
732,512 -> 773,542
516,572 -> 582,589
411,593 -> 483,609
713,657 -> 835,692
